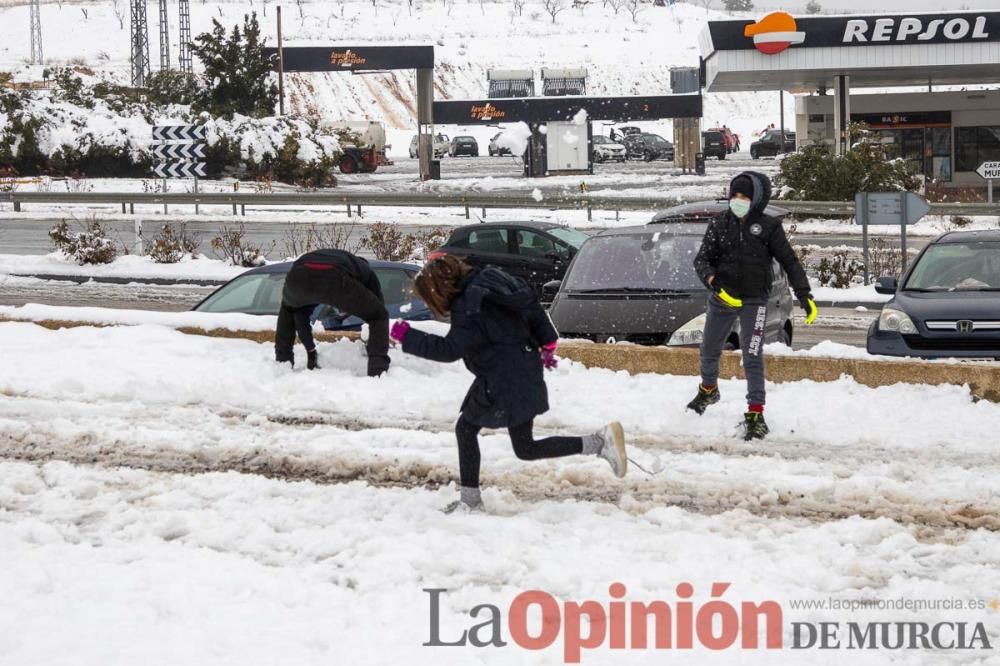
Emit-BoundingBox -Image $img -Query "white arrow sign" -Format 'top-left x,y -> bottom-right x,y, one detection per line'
152,125 -> 207,142
976,161 -> 1000,180
153,161 -> 207,179
153,143 -> 206,160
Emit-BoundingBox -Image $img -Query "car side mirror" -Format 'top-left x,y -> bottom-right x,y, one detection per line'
542,280 -> 562,299
874,276 -> 898,295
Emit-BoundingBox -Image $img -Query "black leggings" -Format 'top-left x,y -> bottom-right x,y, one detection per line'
455,414 -> 584,489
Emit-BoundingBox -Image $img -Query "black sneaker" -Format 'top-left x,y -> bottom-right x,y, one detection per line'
742,412 -> 769,441
687,384 -> 720,415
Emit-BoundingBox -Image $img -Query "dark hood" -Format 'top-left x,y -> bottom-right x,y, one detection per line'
891,290 -> 1000,322
729,170 -> 773,216
461,267 -> 537,315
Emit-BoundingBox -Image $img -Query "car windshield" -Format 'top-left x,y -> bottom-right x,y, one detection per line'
196,271 -> 285,314
563,233 -> 703,291
904,241 -> 1000,291
593,136 -> 608,144
549,227 -> 590,249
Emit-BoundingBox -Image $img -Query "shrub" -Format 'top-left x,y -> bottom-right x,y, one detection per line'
210,222 -> 273,267
817,252 -> 864,289
281,222 -> 364,258
49,219 -> 119,265
191,12 -> 277,119
362,222 -> 419,262
146,69 -> 201,106
866,237 -> 903,280
149,224 -> 201,263
775,123 -> 920,201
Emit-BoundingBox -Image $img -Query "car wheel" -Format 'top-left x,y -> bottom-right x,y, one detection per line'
643,150 -> 655,162
594,152 -> 605,163
751,148 -> 759,160
719,152 -> 726,160
782,322 -> 793,347
339,155 -> 358,174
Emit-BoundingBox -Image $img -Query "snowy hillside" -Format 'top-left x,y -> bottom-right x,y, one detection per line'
0,0 -> 794,152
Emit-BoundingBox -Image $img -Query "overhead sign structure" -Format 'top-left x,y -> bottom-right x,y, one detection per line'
709,11 -> 1000,53
433,94 -> 703,125
854,191 -> 931,282
262,45 -> 434,72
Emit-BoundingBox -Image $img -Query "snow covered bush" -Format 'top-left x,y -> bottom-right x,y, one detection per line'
149,224 -> 202,264
775,123 -> 919,201
816,252 -> 864,289
361,223 -> 450,262
49,219 -> 119,265
210,223 -> 273,267
281,222 -> 364,258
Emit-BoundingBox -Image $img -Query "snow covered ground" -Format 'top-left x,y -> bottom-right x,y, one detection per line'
1,320 -> 1000,663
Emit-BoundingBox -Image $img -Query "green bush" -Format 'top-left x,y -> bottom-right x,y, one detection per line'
775,123 -> 919,201
191,12 -> 277,119
146,69 -> 201,107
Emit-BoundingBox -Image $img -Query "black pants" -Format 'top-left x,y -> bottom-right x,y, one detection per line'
275,263 -> 390,375
455,414 -> 583,489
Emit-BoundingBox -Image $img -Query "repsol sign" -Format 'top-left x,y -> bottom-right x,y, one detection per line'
708,12 -> 1000,52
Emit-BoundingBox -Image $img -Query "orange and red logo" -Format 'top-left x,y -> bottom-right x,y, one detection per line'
744,11 -> 806,55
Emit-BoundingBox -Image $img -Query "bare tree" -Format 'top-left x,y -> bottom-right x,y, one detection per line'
512,0 -> 526,15
608,0 -> 623,15
695,0 -> 715,11
625,0 -> 644,22
113,6 -> 126,29
80,8 -> 88,19
543,0 -> 566,23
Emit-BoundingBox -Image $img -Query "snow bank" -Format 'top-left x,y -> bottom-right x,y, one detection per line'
0,252 -> 247,282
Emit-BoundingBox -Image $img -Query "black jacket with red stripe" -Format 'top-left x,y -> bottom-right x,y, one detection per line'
288,249 -> 383,303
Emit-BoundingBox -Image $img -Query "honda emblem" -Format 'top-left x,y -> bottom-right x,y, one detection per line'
956,320 -> 975,333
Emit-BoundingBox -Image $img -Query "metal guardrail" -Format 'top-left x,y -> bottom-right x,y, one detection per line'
1,190 -> 998,218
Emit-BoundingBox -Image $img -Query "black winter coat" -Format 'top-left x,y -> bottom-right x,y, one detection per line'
693,171 -> 810,300
402,267 -> 559,428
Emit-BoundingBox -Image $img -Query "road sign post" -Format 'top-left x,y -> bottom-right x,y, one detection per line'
976,161 -> 1000,204
152,125 -> 206,217
854,191 -> 931,284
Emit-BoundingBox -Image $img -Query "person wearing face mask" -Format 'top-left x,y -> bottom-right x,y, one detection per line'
689,171 -> 817,440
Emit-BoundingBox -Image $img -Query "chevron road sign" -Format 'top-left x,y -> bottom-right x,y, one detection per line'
153,161 -> 207,179
152,143 -> 207,160
152,125 -> 207,142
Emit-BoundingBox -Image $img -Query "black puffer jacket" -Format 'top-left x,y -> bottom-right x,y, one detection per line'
402,267 -> 559,428
693,171 -> 810,300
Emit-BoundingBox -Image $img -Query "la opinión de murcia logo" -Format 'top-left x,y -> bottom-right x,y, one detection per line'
330,50 -> 366,67
744,12 -> 806,55
470,104 -> 506,121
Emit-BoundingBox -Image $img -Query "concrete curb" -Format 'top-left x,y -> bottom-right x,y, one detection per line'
4,316 -> 997,402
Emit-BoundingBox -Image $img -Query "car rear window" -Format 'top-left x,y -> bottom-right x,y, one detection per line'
564,233 -> 703,291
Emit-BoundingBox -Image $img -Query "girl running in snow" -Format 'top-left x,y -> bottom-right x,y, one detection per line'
390,255 -> 627,513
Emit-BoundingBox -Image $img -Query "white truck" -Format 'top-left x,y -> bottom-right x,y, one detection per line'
320,120 -> 393,174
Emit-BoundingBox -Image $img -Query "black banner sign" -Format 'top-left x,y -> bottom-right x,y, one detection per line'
852,111 -> 952,128
708,12 -> 1000,53
263,45 -> 434,72
433,95 -> 703,125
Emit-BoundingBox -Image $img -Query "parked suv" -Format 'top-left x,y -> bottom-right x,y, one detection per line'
707,126 -> 738,153
408,134 -> 448,159
449,136 -> 479,157
750,130 -> 796,159
488,132 -> 513,156
592,135 -> 627,163
702,130 -> 728,160
624,133 -> 675,162
430,221 -> 590,301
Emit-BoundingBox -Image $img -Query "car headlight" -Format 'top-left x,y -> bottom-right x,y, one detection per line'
878,307 -> 917,335
668,313 -> 706,346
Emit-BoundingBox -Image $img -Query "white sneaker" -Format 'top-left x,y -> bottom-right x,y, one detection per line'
597,422 -> 627,478
442,499 -> 485,515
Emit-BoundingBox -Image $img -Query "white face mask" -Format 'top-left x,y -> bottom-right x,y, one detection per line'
729,198 -> 752,218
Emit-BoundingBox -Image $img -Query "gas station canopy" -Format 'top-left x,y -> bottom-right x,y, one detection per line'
700,11 -> 1000,92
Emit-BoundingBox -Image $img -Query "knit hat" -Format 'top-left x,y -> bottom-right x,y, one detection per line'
729,175 -> 754,200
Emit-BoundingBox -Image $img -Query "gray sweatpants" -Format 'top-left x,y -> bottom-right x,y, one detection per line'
699,295 -> 768,405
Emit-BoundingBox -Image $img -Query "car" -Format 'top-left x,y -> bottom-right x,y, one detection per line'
750,129 -> 796,159
623,133 -> 675,162
488,132 -> 513,157
430,221 -> 591,301
449,136 -> 479,157
546,206 -> 795,347
702,130 -> 728,160
408,134 -> 449,159
707,126 -> 738,153
192,260 -> 433,329
649,200 -> 790,224
591,135 -> 627,163
866,230 -> 1000,359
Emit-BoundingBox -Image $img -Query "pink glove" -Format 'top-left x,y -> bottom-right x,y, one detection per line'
390,320 -> 411,344
540,341 -> 558,370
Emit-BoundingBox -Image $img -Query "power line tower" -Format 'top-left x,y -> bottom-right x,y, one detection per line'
158,0 -> 170,70
29,0 -> 43,65
178,0 -> 193,74
130,0 -> 152,86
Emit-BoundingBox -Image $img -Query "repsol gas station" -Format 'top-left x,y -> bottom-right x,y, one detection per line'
701,10 -> 1000,190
